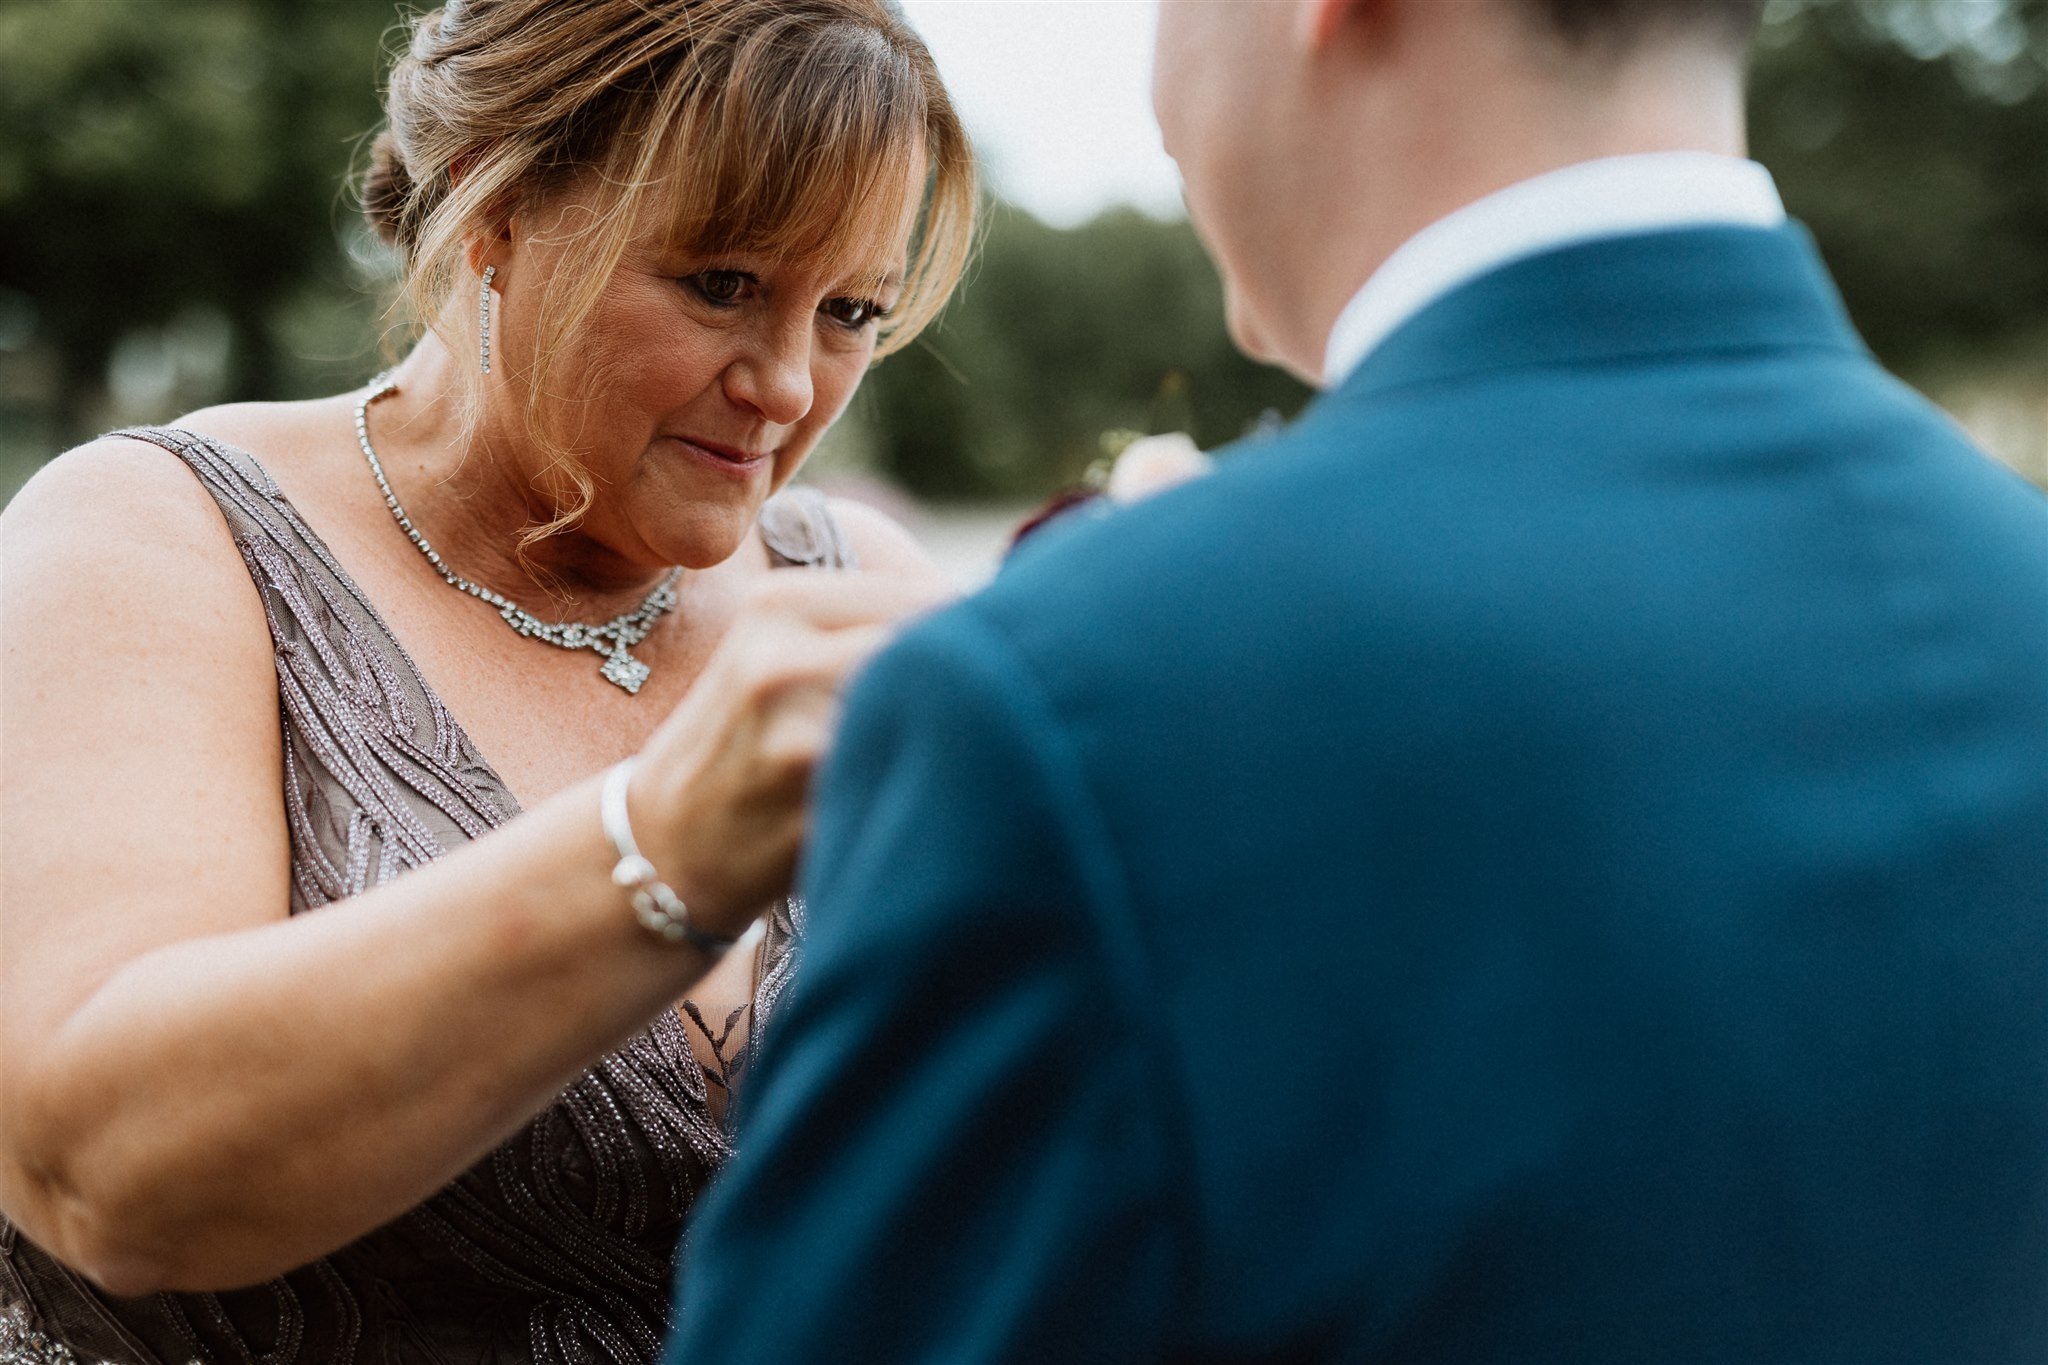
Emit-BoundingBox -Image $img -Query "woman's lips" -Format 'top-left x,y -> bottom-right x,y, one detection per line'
667,435 -> 770,479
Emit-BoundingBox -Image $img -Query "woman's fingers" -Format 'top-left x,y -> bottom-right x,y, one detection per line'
629,570 -> 953,931
742,568 -> 954,632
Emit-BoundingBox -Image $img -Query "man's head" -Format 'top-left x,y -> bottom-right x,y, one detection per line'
1152,0 -> 1763,382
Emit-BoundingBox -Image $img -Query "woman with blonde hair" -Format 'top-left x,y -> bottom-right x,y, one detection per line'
0,0 -> 973,1359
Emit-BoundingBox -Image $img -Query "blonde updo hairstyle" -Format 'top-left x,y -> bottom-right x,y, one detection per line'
361,0 -> 975,549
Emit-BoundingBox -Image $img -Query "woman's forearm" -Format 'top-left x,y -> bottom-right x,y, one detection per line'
3,771 -> 716,1295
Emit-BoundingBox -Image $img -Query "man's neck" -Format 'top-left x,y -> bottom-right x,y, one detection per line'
1275,34 -> 1750,379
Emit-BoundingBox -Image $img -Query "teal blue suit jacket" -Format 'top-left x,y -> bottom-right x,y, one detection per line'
667,226 -> 2048,1363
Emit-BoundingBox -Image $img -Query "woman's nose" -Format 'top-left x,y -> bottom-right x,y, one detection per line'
724,319 -> 814,426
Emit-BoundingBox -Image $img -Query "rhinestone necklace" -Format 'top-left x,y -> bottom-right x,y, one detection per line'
353,373 -> 682,695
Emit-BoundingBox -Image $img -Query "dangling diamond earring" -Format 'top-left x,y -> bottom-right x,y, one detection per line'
479,264 -> 496,374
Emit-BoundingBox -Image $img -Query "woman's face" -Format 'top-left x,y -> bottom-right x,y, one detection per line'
486,177 -> 917,571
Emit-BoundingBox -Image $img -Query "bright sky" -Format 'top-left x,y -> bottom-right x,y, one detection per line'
897,0 -> 1186,226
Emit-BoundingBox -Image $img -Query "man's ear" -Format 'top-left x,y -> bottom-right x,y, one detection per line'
1298,0 -> 1394,51
1299,0 -> 1361,50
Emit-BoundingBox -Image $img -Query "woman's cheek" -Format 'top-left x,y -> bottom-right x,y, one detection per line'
817,346 -> 873,422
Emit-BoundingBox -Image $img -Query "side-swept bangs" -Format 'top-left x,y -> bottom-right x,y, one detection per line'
533,2 -> 972,375
648,13 -> 969,352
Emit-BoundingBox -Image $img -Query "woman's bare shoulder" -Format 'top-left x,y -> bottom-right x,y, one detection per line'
5,433 -> 231,556
170,394 -> 352,460
3,395 -> 351,574
1,434 -> 270,654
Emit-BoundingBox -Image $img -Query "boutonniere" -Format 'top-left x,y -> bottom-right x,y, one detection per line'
1008,429 -> 1215,551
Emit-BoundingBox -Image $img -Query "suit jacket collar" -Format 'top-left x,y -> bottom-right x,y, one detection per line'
1321,153 -> 1787,385
1322,223 -> 1867,409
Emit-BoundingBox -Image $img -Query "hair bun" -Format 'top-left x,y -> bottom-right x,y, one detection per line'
362,127 -> 414,249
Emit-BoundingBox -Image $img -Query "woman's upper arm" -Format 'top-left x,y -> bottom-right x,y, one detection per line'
0,439 -> 291,1061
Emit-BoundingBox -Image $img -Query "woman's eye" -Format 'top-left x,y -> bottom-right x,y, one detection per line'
689,270 -> 749,305
823,297 -> 887,329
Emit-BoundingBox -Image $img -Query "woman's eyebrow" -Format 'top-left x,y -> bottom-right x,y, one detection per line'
841,269 -> 905,294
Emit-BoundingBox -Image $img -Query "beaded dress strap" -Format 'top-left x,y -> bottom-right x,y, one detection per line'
759,485 -> 858,570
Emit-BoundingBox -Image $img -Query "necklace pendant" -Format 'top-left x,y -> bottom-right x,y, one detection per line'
357,378 -> 684,696
601,650 -> 652,695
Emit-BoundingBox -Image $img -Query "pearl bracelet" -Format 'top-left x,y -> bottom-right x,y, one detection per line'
599,758 -> 739,956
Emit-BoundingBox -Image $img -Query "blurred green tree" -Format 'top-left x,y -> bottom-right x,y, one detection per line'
1750,0 -> 2048,373
0,0 -> 395,444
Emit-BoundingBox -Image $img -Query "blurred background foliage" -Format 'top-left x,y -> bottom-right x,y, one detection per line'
2,0 -> 2046,505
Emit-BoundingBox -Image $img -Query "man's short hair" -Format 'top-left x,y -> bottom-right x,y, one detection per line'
1516,0 -> 1765,49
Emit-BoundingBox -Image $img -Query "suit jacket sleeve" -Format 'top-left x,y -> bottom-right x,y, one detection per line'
665,603 -> 1186,1365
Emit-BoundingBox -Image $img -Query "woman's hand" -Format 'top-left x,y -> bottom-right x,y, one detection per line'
629,569 -> 953,938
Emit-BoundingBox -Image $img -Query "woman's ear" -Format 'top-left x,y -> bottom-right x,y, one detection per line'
453,152 -> 515,283
1299,0 -> 1355,49
462,213 -> 516,287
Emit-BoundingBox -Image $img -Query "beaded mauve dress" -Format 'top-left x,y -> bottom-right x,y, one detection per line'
0,427 -> 854,1365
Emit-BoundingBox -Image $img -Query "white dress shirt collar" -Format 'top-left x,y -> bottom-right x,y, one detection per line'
1321,152 -> 1786,388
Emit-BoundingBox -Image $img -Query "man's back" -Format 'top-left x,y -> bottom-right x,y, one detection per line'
670,225 -> 2048,1362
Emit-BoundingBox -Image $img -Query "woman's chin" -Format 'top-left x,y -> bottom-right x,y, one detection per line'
627,453 -> 773,565
634,502 -> 760,571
